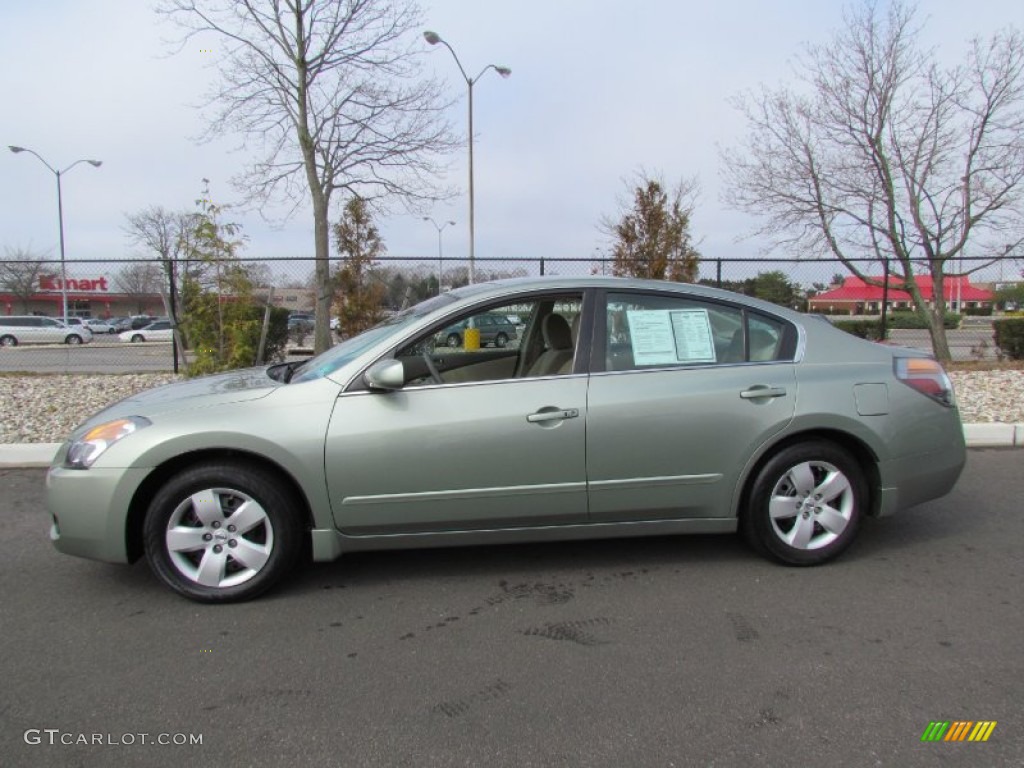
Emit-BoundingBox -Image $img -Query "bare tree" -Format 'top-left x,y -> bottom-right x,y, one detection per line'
0,246 -> 49,313
115,262 -> 165,314
158,0 -> 456,353
602,173 -> 701,282
721,1 -> 1024,360
123,206 -> 203,305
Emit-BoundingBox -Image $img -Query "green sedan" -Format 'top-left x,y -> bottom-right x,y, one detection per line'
46,277 -> 966,602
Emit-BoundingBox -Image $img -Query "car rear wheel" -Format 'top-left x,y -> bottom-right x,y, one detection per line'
143,462 -> 303,602
131,334 -> 144,343
495,332 -> 509,348
0,335 -> 16,347
65,334 -> 82,345
743,441 -> 866,565
446,333 -> 461,348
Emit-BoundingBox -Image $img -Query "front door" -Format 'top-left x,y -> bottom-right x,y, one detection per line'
325,292 -> 589,535
325,377 -> 589,534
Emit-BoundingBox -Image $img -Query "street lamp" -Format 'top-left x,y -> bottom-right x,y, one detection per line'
9,146 -> 102,321
423,30 -> 510,285
423,217 -> 456,295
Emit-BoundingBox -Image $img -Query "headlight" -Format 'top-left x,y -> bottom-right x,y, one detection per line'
65,416 -> 151,469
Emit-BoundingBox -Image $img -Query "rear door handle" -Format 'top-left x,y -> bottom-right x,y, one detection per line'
740,386 -> 787,400
527,408 -> 580,423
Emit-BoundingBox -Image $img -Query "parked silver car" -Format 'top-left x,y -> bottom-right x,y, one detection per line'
47,277 -> 965,602
0,316 -> 92,346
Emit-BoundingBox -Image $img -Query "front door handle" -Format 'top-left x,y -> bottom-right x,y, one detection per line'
740,386 -> 787,400
527,408 -> 580,423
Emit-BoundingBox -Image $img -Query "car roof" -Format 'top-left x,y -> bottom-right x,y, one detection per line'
446,276 -> 807,322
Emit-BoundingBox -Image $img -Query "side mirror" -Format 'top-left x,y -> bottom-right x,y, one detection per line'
363,359 -> 406,391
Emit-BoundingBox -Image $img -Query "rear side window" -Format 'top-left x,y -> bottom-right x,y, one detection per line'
748,314 -> 786,362
604,292 -> 795,371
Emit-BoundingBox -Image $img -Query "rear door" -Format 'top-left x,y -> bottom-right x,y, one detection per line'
586,290 -> 798,521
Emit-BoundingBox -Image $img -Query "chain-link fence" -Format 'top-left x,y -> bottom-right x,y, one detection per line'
0,254 -> 1015,374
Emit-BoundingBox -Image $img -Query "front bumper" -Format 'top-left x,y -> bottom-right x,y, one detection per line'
46,465 -> 152,563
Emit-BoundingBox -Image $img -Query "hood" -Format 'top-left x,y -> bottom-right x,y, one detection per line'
74,367 -> 281,434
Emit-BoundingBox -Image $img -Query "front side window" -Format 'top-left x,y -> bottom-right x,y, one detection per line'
604,292 -> 792,371
393,293 -> 584,387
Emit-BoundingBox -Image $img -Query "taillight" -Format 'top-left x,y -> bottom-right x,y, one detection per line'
894,357 -> 955,407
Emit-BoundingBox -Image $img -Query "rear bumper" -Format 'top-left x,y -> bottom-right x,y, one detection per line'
875,435 -> 966,517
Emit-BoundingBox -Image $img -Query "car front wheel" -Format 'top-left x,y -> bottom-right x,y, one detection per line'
143,462 -> 303,602
131,334 -> 144,343
65,334 -> 82,345
446,333 -> 461,348
743,441 -> 866,566
495,332 -> 509,348
0,335 -> 16,347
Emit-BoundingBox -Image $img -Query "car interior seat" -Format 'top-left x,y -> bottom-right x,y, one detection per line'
526,314 -> 574,376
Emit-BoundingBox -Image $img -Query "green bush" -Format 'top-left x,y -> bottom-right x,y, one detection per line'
180,290 -> 290,376
963,306 -> 993,317
832,319 -> 886,341
885,312 -> 961,329
993,318 -> 1024,360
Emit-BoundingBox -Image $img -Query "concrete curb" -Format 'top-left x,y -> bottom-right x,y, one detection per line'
1,424 -> 1021,469
0,443 -> 62,468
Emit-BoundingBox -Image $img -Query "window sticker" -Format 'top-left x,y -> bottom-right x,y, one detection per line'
626,308 -> 716,365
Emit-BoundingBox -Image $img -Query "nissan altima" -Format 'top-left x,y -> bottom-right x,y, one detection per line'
46,277 -> 966,602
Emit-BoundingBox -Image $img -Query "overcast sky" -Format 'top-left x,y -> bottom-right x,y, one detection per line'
1,1 -> 1020,284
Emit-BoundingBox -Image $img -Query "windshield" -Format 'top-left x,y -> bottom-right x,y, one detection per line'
290,292 -> 459,383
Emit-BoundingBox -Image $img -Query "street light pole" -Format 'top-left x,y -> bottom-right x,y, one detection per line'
423,217 -> 456,295
9,146 -> 102,320
423,31 -> 509,285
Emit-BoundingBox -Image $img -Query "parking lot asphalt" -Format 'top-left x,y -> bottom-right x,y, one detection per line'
0,451 -> 1021,768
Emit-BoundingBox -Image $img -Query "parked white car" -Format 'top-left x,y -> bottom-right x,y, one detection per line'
83,318 -> 116,334
0,316 -> 93,346
119,320 -> 174,343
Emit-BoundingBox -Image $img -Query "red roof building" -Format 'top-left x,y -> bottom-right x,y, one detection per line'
808,275 -> 992,315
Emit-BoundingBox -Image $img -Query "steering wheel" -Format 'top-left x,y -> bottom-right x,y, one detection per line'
421,351 -> 443,385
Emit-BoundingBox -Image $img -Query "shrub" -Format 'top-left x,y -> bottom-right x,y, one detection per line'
963,306 -> 993,317
832,319 -> 886,341
180,290 -> 290,376
993,319 -> 1024,360
885,312 -> 961,330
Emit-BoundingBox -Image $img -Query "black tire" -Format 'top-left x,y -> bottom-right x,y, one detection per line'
0,335 -> 16,347
446,333 -> 461,348
131,334 -> 144,343
495,333 -> 509,348
65,334 -> 82,345
743,441 -> 866,566
143,462 -> 304,603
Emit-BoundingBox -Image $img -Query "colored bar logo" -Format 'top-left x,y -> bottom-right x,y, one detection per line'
921,721 -> 997,742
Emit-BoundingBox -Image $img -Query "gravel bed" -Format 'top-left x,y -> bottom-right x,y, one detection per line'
1,374 -> 181,444
1,370 -> 1021,444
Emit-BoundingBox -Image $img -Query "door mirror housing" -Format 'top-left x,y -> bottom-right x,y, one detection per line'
364,359 -> 406,391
